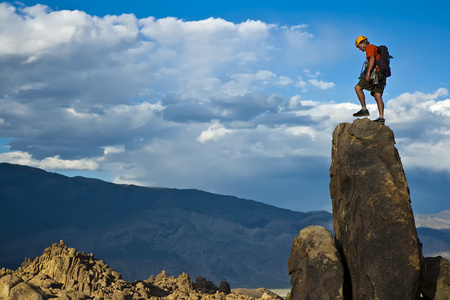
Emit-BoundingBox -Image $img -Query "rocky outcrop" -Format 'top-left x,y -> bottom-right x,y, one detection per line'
329,118 -> 423,299
0,241 -> 283,300
288,119 -> 436,299
421,256 -> 450,300
194,276 -> 229,294
0,274 -> 46,300
287,226 -> 344,300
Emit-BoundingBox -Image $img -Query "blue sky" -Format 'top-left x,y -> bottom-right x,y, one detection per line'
1,1 -> 449,213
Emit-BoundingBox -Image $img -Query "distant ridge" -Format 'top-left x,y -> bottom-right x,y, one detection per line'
415,211 -> 450,259
1,162 -> 448,287
415,210 -> 450,230
0,162 -> 332,288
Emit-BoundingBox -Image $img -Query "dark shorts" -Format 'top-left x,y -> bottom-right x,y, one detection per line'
357,71 -> 387,96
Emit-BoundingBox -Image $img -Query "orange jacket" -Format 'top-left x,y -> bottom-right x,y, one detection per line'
366,44 -> 381,71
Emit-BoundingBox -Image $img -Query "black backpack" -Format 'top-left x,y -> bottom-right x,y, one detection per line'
376,45 -> 393,77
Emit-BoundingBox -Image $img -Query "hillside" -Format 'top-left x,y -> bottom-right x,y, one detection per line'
0,163 -> 332,288
1,162 -> 448,288
415,211 -> 450,259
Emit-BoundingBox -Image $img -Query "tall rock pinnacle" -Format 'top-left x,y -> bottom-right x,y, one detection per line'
329,118 -> 422,299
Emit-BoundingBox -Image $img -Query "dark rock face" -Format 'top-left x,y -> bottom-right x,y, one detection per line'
219,280 -> 231,294
287,225 -> 344,300
329,118 -> 422,299
195,276 -> 219,294
421,256 -> 450,300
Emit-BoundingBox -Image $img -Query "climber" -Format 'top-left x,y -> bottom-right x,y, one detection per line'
352,35 -> 386,125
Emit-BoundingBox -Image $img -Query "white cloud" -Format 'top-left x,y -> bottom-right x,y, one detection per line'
0,151 -> 99,170
197,122 -> 232,143
383,88 -> 450,173
284,126 -> 317,139
289,95 -> 302,109
303,69 -> 322,78
1,3 -> 449,213
0,2 -> 139,59
138,16 -> 273,79
386,88 -> 449,122
308,79 -> 335,90
103,146 -> 125,156
222,70 -> 294,96
400,141 -> 450,171
294,69 -> 335,91
430,98 -> 450,116
295,77 -> 308,91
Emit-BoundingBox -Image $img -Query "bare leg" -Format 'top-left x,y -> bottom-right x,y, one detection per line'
355,84 -> 366,108
373,92 -> 384,117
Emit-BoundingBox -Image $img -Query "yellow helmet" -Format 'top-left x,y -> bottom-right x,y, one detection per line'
355,35 -> 367,47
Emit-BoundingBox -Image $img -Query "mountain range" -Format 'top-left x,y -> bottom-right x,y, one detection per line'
0,163 -> 332,288
415,210 -> 450,259
0,162 -> 448,288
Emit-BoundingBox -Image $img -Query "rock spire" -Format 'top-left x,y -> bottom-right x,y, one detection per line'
288,119 -> 450,299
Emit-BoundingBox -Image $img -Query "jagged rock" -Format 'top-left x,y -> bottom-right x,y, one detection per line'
287,225 -> 344,300
329,118 -> 422,299
421,256 -> 450,300
0,241 -> 282,300
0,274 -> 46,300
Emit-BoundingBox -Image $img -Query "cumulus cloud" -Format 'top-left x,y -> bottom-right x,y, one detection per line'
0,3 -> 449,212
197,122 -> 232,143
308,79 -> 335,90
385,88 -> 450,172
0,3 -> 328,178
0,3 -> 139,59
0,151 -> 99,170
294,70 -> 335,92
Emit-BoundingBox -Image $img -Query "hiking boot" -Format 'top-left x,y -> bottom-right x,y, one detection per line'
373,117 -> 385,125
353,109 -> 370,117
